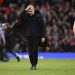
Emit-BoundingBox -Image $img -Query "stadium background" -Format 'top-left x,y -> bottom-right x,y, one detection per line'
0,0 -> 75,75
0,0 -> 75,52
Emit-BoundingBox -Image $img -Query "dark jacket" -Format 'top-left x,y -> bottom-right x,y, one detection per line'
13,10 -> 46,38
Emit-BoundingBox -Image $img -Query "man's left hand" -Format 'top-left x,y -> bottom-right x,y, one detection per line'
41,37 -> 45,43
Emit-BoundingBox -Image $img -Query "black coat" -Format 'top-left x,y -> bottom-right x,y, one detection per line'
13,11 -> 46,39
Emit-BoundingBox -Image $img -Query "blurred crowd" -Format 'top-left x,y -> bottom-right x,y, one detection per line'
0,0 -> 75,52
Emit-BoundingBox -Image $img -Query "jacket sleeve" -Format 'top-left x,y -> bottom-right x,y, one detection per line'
12,11 -> 28,30
38,14 -> 47,37
41,17 -> 47,37
18,11 -> 27,21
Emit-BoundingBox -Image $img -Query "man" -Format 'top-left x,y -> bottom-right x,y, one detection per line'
0,24 -> 9,62
13,4 -> 46,70
2,23 -> 20,62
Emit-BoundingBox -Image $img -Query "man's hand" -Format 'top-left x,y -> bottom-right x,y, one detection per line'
25,5 -> 35,16
41,37 -> 45,43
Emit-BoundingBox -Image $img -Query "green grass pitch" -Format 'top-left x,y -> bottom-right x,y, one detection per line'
0,59 -> 75,75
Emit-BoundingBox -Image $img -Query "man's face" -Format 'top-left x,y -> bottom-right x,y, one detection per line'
2,23 -> 8,30
25,5 -> 35,16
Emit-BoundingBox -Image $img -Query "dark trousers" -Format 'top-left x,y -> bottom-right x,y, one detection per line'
6,36 -> 19,60
0,47 -> 9,61
0,47 -> 3,60
26,37 -> 40,67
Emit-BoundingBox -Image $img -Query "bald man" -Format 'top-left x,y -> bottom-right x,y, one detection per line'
13,5 -> 46,70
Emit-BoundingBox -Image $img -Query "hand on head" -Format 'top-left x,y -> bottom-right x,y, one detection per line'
25,5 -> 35,16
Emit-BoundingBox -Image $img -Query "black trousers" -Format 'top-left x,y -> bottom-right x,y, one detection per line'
0,47 -> 3,60
0,47 -> 9,61
26,37 -> 40,67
